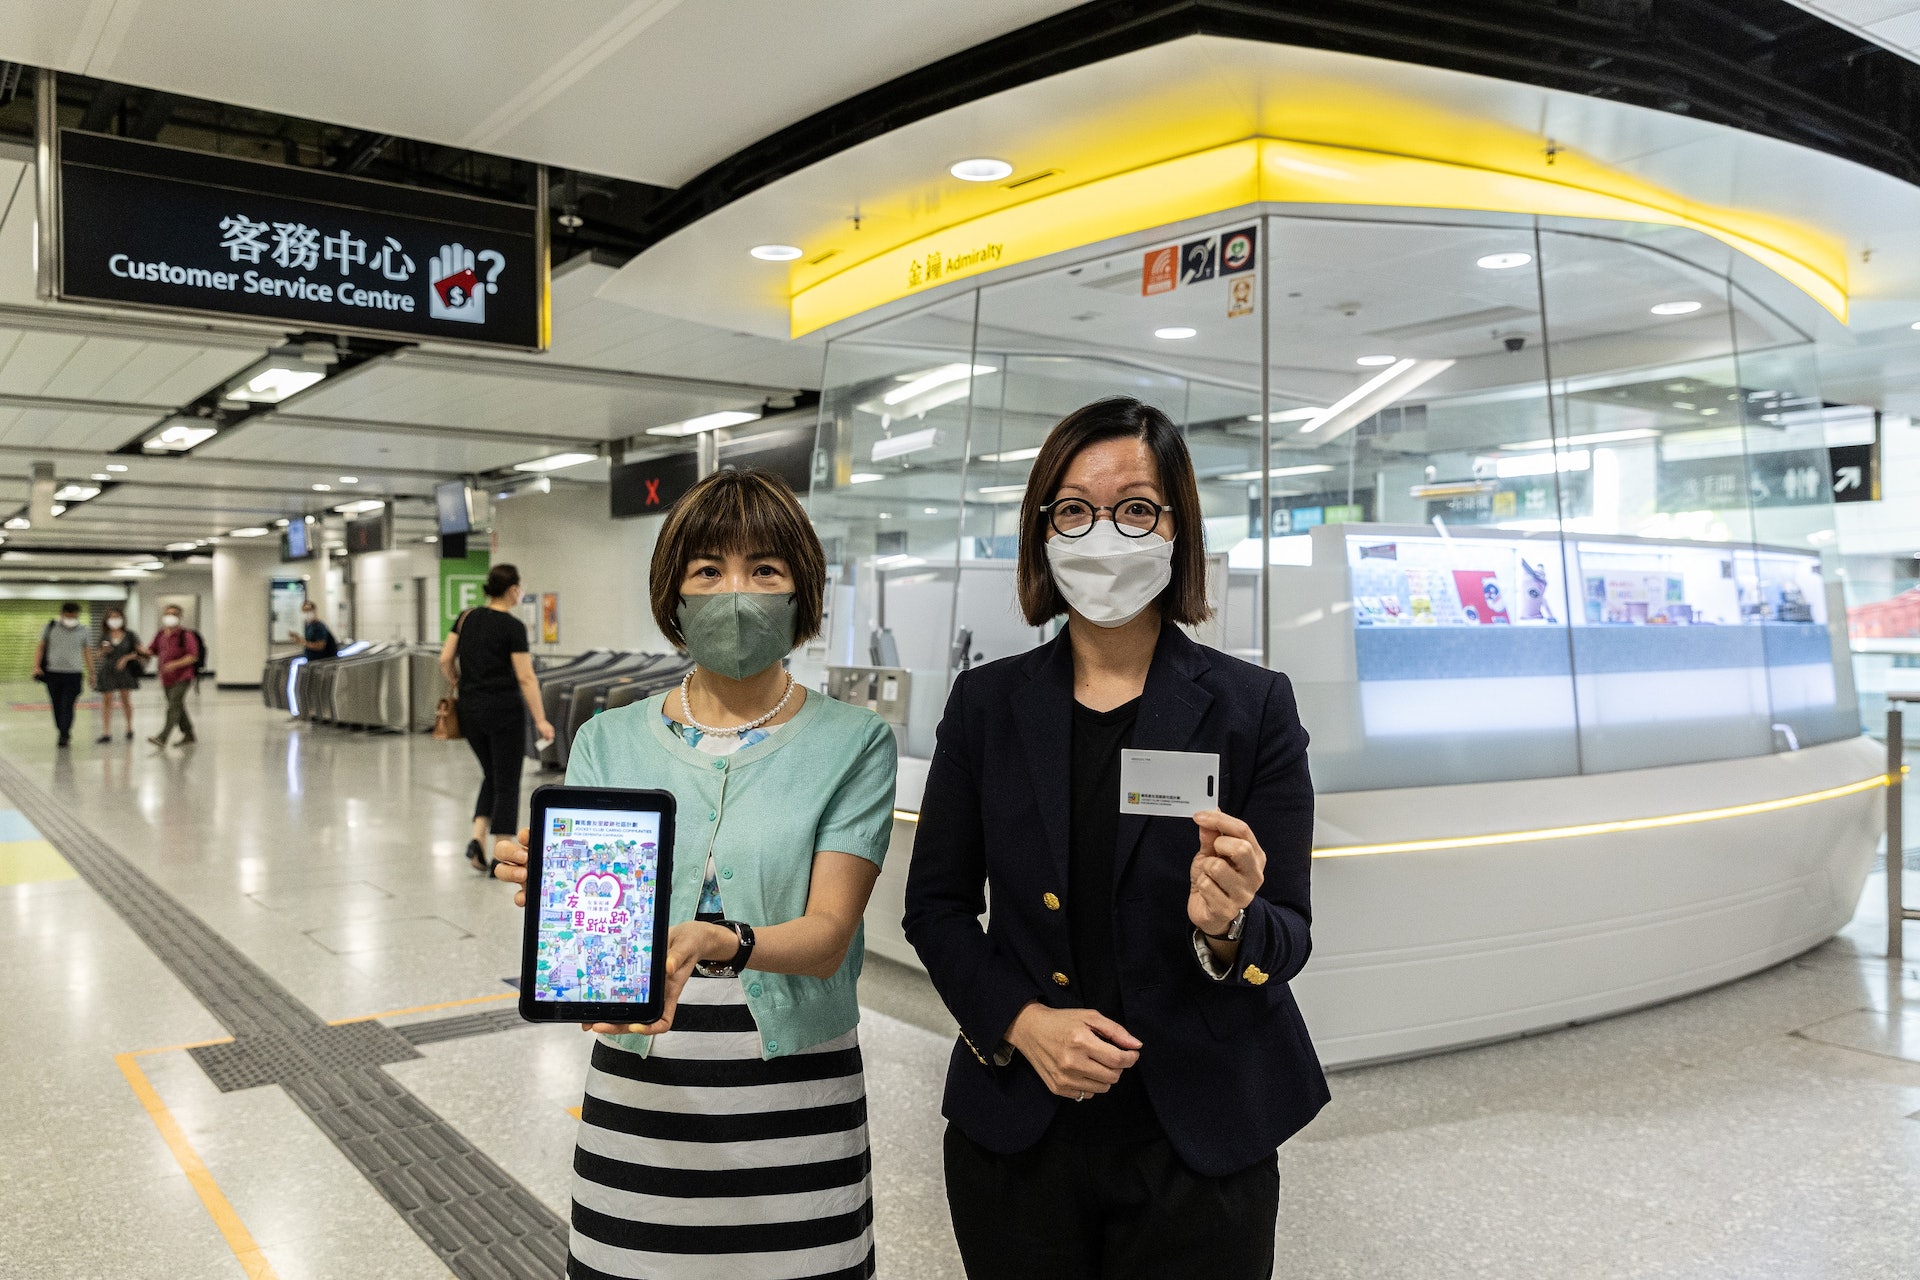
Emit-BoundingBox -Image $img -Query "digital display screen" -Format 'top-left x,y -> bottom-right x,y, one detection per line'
345,510 -> 388,554
434,480 -> 471,534
533,807 -> 662,1004
282,518 -> 310,560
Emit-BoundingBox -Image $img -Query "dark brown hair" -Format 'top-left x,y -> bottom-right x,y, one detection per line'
1016,397 -> 1211,627
649,467 -> 827,647
484,563 -> 520,599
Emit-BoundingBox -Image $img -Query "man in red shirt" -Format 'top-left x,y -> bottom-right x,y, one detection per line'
148,606 -> 200,747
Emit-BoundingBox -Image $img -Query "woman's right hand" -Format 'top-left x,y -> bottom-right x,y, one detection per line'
492,827 -> 531,906
533,718 -> 556,746
1005,1003 -> 1142,1099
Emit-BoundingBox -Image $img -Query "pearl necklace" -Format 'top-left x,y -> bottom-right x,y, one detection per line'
678,670 -> 795,737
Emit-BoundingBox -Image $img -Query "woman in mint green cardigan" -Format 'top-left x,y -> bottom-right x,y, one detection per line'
496,468 -> 897,1279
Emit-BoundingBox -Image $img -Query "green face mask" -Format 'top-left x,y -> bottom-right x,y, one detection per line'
675,592 -> 798,681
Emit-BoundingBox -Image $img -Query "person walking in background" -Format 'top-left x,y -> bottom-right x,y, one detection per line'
295,600 -> 340,659
32,601 -> 90,749
148,606 -> 201,748
437,563 -> 554,873
93,605 -> 145,743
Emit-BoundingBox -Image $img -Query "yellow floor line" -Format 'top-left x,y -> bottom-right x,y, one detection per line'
327,990 -> 517,1025
115,1050 -> 280,1280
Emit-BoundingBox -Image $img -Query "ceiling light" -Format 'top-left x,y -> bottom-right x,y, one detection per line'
1495,449 -> 1590,478
877,512 -> 892,520
1300,358 -> 1455,443
978,447 -> 1042,463
49,504 -> 65,517
4,518 -> 29,530
1246,408 -> 1328,424
976,483 -> 1027,494
136,560 -> 164,571
1355,355 -> 1399,367
105,463 -> 129,472
227,527 -> 270,538
274,518 -> 290,527
1476,252 -> 1533,270
222,365 -> 325,404
923,507 -> 940,515
884,364 -> 994,407
339,475 -> 359,484
1500,428 -> 1659,451
749,244 -> 803,261
1911,321 -> 1920,331
872,426 -> 941,462
143,420 -> 217,452
848,473 -> 884,484
950,158 -> 1014,182
1651,300 -> 1702,315
53,484 -> 100,502
164,541 -> 196,551
311,483 -> 332,491
90,473 -> 110,481
512,451 -> 597,472
424,535 -> 438,544
333,500 -> 385,515
1155,327 -> 1197,340
1217,464 -> 1338,481
646,409 -> 762,437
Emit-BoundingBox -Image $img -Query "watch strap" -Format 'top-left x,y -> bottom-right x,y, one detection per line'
1202,907 -> 1246,942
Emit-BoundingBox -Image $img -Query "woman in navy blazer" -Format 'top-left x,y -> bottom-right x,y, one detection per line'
904,397 -> 1328,1279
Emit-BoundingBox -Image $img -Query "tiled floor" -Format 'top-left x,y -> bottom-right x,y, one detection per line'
6,682 -> 1919,1278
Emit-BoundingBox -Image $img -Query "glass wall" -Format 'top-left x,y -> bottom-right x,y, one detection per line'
803,208 -> 1857,790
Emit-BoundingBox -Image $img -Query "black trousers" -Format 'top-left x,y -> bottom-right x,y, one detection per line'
943,1123 -> 1278,1280
462,703 -> 526,839
45,672 -> 83,738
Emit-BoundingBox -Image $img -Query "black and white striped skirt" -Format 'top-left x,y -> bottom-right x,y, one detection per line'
569,973 -> 875,1279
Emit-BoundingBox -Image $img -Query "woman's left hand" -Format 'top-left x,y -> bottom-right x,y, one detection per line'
1189,810 -> 1265,937
580,921 -> 735,1038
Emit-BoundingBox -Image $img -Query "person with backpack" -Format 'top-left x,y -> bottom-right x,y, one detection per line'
148,605 -> 201,748
31,601 -> 90,749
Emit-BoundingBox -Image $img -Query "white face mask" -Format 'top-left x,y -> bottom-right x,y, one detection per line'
162,616 -> 181,629
1044,521 -> 1175,628
58,617 -> 78,628
107,618 -> 124,630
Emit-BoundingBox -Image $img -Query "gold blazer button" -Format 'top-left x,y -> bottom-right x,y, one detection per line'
1051,971 -> 1070,987
1042,892 -> 1061,911
1243,965 -> 1269,986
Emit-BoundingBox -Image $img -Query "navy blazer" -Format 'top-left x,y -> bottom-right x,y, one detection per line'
902,624 -> 1329,1177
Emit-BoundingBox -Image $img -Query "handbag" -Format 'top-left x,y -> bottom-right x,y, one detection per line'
432,692 -> 462,741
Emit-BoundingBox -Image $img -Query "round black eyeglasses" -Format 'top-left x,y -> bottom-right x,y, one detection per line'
1039,498 -> 1172,539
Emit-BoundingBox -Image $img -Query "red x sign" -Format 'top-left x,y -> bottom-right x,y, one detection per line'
644,478 -> 661,505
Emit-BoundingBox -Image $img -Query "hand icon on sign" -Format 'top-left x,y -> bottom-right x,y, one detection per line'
428,243 -> 485,324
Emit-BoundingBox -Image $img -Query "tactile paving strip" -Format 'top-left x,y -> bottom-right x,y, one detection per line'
400,1007 -> 531,1046
0,755 -> 569,1278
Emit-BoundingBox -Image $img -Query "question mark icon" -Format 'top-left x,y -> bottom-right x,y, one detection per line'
477,250 -> 505,295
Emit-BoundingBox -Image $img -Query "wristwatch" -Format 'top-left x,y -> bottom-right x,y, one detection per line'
1202,908 -> 1246,943
696,920 -> 757,978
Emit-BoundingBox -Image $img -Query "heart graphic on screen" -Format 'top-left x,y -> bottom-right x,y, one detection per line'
574,871 -> 624,928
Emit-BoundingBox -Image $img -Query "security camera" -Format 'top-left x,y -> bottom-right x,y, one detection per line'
1503,335 -> 1527,353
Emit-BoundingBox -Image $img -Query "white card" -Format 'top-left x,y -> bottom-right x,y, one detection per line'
1119,748 -> 1221,816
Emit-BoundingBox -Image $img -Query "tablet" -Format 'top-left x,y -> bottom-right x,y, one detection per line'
519,784 -> 675,1025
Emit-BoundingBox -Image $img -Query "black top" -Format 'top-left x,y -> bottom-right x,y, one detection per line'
1052,696 -> 1159,1144
304,618 -> 339,659
454,607 -> 529,712
903,625 -> 1327,1178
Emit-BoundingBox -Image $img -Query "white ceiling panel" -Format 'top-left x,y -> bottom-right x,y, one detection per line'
195,420 -> 539,474
0,406 -> 152,450
10,0 -> 1083,187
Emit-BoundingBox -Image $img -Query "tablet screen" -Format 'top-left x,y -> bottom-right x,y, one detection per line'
531,806 -> 663,1006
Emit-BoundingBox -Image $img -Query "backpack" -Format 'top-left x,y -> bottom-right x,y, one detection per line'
188,629 -> 210,677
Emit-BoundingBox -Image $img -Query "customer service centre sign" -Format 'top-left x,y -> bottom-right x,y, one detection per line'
49,131 -> 545,349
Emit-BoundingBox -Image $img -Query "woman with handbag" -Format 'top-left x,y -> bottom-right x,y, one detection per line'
437,563 -> 555,873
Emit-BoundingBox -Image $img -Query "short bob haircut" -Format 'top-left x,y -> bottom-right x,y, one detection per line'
650,467 -> 827,648
1016,397 -> 1211,627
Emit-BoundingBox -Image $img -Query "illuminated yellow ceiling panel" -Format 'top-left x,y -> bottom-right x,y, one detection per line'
789,134 -> 1848,337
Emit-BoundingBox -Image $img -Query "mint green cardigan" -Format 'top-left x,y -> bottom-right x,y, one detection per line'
565,688 -> 897,1059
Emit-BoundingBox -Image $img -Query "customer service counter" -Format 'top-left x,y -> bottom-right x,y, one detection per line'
855,524 -> 1886,1070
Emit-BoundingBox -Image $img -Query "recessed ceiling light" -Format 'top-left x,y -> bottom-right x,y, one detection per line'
1651,300 -> 1702,315
1911,321 -> 1920,330
978,447 -> 1042,462
228,527 -> 270,538
749,244 -> 803,261
878,512 -> 893,520
848,473 -> 884,484
1476,252 -> 1532,270
333,500 -> 386,515
1247,408 -> 1328,423
274,518 -> 290,527
312,483 -> 332,491
512,451 -> 597,472
339,476 -> 359,484
53,484 -> 100,502
646,410 -> 762,437
1356,355 -> 1399,366
165,541 -> 197,551
922,507 -> 939,515
424,535 -> 438,544
222,365 -> 324,404
90,473 -> 110,481
976,483 -> 1027,494
950,157 -> 1014,182
1155,327 -> 1197,340
105,464 -> 128,472
1217,464 -> 1338,481
4,517 -> 29,530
